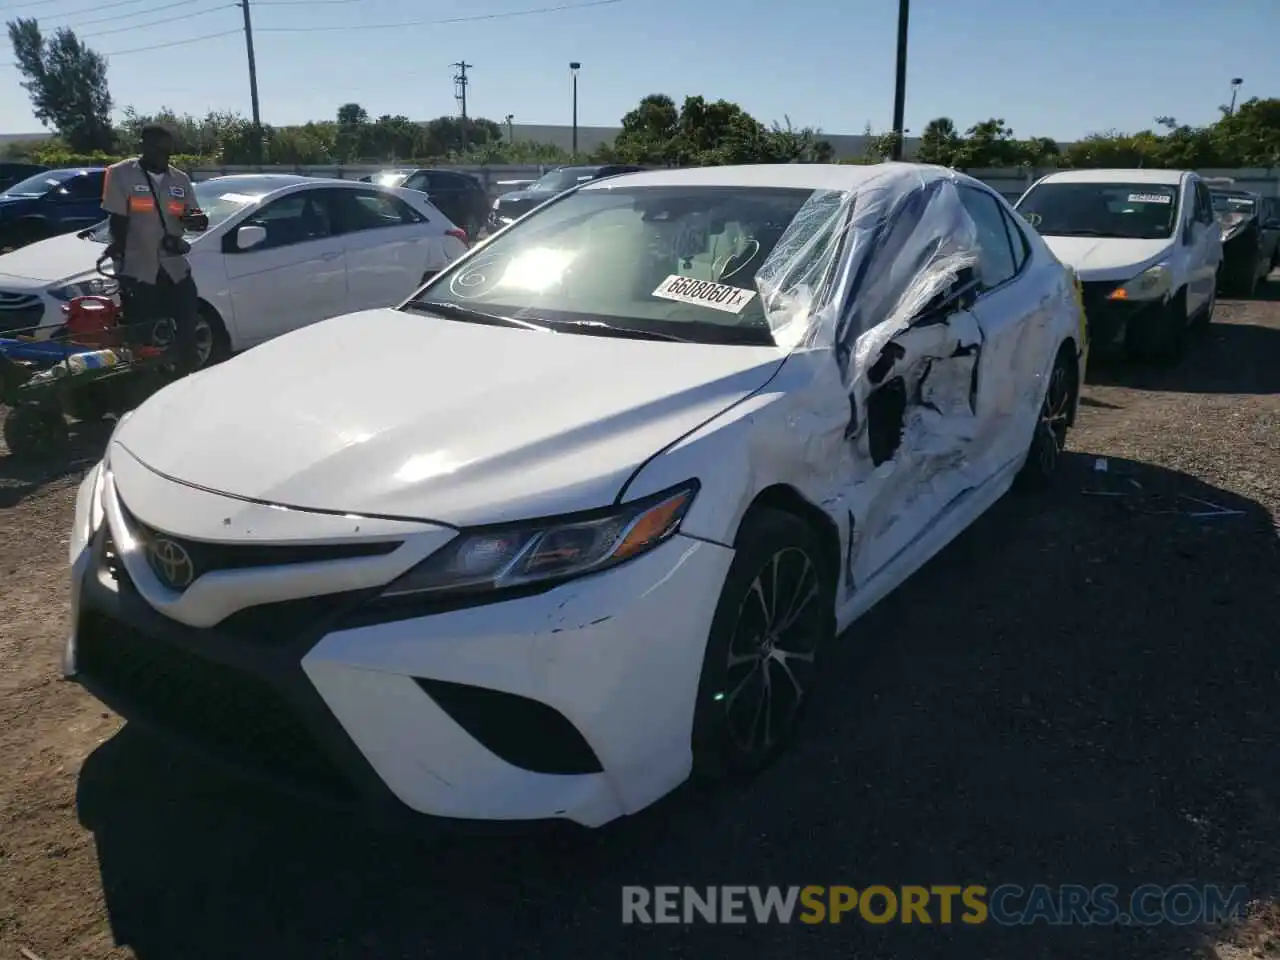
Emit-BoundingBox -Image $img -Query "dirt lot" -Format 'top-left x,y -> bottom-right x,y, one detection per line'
2,289 -> 1279,960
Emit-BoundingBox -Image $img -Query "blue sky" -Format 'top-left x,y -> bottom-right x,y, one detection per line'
0,0 -> 1275,140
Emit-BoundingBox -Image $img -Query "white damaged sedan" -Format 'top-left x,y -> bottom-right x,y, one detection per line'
66,163 -> 1086,828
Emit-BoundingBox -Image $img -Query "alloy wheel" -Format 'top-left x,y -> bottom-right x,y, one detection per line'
1036,359 -> 1072,475
150,316 -> 214,368
722,546 -> 823,756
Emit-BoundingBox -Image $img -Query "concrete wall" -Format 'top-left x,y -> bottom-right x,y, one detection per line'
188,164 -> 1280,201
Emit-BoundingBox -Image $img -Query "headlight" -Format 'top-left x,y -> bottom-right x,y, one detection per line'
492,198 -> 501,210
50,274 -> 119,301
381,480 -> 699,598
1107,263 -> 1171,302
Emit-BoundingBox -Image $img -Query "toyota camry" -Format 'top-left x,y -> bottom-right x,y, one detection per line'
66,163 -> 1086,828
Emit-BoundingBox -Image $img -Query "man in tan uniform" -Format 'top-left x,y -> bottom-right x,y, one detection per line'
101,123 -> 209,374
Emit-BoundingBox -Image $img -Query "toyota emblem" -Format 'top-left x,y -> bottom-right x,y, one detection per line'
147,536 -> 196,590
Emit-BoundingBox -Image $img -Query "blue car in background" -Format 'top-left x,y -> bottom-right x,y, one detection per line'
0,167 -> 107,251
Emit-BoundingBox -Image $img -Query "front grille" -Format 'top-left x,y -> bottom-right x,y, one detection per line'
1080,280 -> 1118,312
0,291 -> 44,333
76,613 -> 353,796
216,591 -> 371,643
117,498 -> 401,586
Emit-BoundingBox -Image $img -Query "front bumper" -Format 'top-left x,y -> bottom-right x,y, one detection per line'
65,475 -> 735,829
0,287 -> 69,337
1078,281 -> 1165,350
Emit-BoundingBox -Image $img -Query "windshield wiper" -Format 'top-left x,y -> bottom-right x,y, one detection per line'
539,318 -> 692,342
404,299 -> 549,332
1047,229 -> 1111,237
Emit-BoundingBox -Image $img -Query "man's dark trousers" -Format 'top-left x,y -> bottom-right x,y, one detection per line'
120,271 -> 201,376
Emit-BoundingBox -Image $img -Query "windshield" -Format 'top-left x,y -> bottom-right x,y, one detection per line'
528,168 -> 597,193
2,169 -> 80,198
1016,182 -> 1180,239
371,172 -> 410,188
405,184 -> 849,346
83,177 -> 267,243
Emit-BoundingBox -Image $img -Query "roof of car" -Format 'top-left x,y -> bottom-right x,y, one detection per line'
580,162 -> 961,193
1036,169 -> 1188,186
205,173 -> 315,186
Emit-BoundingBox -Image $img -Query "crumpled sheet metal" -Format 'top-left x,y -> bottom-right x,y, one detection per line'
754,165 -> 981,396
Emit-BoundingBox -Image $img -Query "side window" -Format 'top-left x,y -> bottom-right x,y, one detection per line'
240,191 -> 333,250
957,186 -> 1018,290
999,205 -> 1030,272
61,173 -> 104,200
1192,182 -> 1212,224
401,172 -> 431,194
336,189 -> 424,232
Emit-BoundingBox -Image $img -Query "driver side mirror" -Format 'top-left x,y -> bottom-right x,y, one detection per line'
236,224 -> 267,251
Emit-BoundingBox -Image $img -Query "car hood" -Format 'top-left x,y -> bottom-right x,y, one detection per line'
495,189 -> 552,210
114,308 -> 785,526
0,230 -> 98,283
1041,236 -> 1172,281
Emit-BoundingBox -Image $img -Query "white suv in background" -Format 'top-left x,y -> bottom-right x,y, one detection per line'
1016,169 -> 1221,363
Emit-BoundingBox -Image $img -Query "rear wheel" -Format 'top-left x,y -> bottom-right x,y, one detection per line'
1015,345 -> 1075,492
691,509 -> 835,780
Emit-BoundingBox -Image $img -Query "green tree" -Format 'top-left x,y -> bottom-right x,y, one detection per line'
7,18 -> 113,152
1212,97 -> 1280,167
915,117 -> 961,166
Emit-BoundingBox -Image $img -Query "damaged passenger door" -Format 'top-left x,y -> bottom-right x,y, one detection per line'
834,179 -> 991,590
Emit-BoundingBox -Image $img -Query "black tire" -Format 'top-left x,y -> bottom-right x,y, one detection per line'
690,509 -> 835,780
1015,345 -> 1075,493
1191,282 -> 1216,331
64,381 -> 113,423
3,401 -> 68,460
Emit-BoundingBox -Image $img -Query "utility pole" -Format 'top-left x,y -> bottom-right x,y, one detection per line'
569,61 -> 580,157
452,60 -> 472,153
238,0 -> 263,165
505,114 -> 514,142
890,0 -> 909,161
1228,77 -> 1243,116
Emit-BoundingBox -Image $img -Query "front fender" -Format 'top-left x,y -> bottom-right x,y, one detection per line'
622,350 -> 852,549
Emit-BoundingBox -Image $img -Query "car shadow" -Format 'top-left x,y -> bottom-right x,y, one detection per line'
0,415 -> 113,508
75,451 -> 1280,959
1087,291 -> 1280,395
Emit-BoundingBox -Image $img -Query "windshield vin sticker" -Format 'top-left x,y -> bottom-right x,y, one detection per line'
1127,193 -> 1172,204
652,275 -> 757,314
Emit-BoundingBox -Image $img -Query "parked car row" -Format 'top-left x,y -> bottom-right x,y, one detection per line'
30,157 -> 1280,834
0,173 -> 468,365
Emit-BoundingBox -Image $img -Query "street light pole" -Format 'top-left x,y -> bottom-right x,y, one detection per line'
505,114 -> 514,142
569,61 -> 581,157
890,0 -> 909,161
1228,77 -> 1243,116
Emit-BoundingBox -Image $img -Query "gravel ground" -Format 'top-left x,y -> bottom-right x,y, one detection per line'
2,286 -> 1279,960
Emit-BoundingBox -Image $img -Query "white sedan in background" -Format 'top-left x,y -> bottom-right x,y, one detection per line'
0,174 -> 468,366
67,163 -> 1085,829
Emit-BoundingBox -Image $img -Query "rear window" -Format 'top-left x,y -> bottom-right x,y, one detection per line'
1016,181 -> 1180,240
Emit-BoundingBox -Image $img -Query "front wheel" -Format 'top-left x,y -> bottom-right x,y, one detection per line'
691,509 -> 835,780
3,401 -> 68,460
